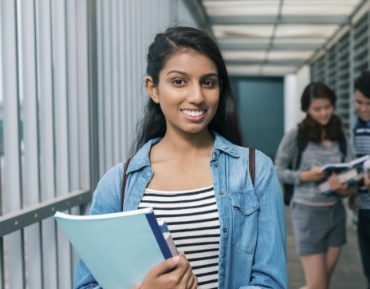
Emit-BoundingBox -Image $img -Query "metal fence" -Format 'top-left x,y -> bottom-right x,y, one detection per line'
310,1 -> 370,137
0,0 -> 196,288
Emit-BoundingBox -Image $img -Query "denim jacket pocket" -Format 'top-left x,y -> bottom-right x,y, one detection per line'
229,191 -> 259,254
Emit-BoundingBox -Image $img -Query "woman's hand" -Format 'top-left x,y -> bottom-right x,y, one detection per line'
300,166 -> 327,182
139,252 -> 198,289
328,173 -> 349,196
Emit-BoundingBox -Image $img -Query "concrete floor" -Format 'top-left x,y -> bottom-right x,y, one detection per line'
286,206 -> 367,289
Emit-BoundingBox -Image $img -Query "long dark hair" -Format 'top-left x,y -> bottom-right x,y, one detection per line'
130,26 -> 243,154
298,82 -> 344,142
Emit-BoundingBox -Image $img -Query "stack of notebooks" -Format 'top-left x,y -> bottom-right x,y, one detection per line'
54,207 -> 177,289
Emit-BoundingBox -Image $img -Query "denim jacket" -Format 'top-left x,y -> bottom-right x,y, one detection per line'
74,133 -> 287,289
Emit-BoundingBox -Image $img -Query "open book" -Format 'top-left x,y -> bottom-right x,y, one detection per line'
54,207 -> 177,289
320,155 -> 370,173
318,167 -> 363,195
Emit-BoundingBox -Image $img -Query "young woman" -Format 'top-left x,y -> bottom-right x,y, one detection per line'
275,82 -> 354,289
74,26 -> 287,289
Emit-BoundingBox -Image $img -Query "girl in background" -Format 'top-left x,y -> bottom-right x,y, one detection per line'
275,82 -> 353,289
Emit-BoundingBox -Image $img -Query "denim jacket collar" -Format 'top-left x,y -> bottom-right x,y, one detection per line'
127,132 -> 240,174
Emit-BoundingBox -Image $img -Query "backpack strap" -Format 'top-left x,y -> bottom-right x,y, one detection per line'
338,136 -> 347,162
249,147 -> 255,186
294,136 -> 308,170
120,157 -> 132,211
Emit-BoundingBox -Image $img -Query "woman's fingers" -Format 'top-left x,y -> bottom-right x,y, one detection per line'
148,255 -> 180,278
140,252 -> 197,289
187,273 -> 198,289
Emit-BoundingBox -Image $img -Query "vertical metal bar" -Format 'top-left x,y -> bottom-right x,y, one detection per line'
123,0 -> 130,155
65,0 -> 80,285
117,0 -> 126,159
19,0 -> 43,287
125,0 -> 133,144
52,0 -> 69,199
76,0 -> 91,192
66,0 -> 79,193
111,0 -> 120,164
0,238 -> 4,289
86,0 -> 99,191
133,0 -> 139,125
51,0 -> 72,287
102,0 -> 113,171
73,2 -> 91,277
0,0 -> 24,288
96,0 -> 105,177
35,0 -> 57,287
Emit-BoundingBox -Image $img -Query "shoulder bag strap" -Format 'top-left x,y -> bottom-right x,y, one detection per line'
249,147 -> 255,186
120,157 -> 132,211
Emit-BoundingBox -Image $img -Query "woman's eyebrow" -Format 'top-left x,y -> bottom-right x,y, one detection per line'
166,70 -> 187,76
166,70 -> 218,78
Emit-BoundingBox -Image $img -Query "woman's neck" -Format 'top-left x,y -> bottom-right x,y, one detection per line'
152,130 -> 214,160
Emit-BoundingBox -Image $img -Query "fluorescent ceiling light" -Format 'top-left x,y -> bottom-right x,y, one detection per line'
222,51 -> 267,60
217,37 -> 271,45
262,65 -> 297,74
275,25 -> 338,37
203,0 -> 279,15
213,25 -> 274,37
268,51 -> 314,60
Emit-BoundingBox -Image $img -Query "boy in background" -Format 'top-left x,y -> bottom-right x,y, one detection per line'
351,70 -> 370,289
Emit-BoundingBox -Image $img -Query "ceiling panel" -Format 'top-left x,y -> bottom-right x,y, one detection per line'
195,0 -> 366,76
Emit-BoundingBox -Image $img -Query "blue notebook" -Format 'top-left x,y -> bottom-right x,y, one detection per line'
54,207 -> 177,289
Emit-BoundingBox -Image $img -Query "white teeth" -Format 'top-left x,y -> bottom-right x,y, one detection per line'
182,110 -> 205,117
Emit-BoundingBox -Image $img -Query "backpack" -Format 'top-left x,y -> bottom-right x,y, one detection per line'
283,136 -> 347,206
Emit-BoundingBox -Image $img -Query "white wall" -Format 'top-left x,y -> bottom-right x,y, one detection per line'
284,65 -> 310,132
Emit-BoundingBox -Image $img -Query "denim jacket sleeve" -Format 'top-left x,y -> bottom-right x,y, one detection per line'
222,147 -> 287,289
251,153 -> 288,289
249,152 -> 288,288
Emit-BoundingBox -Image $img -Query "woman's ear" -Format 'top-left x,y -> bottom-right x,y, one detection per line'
145,76 -> 159,103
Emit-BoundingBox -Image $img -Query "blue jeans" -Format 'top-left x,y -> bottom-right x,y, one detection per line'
358,210 -> 370,289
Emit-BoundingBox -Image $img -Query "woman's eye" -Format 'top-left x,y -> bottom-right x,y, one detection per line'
172,79 -> 185,86
203,80 -> 216,87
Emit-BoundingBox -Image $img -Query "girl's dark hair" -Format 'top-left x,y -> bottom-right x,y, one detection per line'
299,82 -> 345,142
355,70 -> 370,98
130,26 -> 243,154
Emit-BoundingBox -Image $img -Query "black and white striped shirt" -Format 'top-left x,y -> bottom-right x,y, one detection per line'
139,186 -> 220,289
353,118 -> 370,211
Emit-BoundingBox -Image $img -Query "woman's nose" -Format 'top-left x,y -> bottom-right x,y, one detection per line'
188,85 -> 204,103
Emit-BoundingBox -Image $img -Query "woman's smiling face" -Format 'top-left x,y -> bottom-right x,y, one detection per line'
307,98 -> 334,126
354,89 -> 370,122
146,50 -> 220,136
